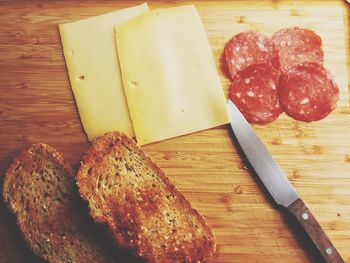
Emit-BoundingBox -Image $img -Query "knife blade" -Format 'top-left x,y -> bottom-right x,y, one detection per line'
227,100 -> 344,263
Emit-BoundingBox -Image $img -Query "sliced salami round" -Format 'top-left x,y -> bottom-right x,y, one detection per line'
278,63 -> 339,122
222,31 -> 279,80
228,63 -> 283,124
272,27 -> 324,72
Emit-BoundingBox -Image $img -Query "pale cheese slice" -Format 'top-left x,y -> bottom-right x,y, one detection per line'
116,5 -> 230,145
59,3 -> 148,141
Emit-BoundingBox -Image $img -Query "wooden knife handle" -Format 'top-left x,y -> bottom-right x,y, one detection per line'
288,198 -> 344,263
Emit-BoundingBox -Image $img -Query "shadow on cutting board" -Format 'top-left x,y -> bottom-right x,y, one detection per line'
0,200 -> 45,263
0,150 -> 42,263
0,172 -> 44,262
228,128 -> 327,263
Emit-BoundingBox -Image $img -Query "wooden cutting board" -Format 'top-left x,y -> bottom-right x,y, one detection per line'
0,1 -> 349,262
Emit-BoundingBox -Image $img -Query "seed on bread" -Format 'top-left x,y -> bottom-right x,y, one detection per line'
2,143 -> 115,263
77,131 -> 216,262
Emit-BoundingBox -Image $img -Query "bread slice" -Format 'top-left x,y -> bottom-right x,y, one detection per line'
76,131 -> 216,262
2,143 -> 115,263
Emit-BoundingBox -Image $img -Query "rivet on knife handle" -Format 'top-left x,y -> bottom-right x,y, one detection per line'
288,199 -> 344,263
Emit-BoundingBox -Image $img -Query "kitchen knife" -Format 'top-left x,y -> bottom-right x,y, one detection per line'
227,100 -> 344,263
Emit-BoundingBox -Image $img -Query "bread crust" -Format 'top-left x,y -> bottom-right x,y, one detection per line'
3,143 -> 114,263
77,131 -> 216,262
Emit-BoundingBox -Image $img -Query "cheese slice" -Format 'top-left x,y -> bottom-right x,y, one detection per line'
116,5 -> 230,145
59,3 -> 148,141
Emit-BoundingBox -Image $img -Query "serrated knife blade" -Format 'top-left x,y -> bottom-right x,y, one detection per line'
228,100 -> 299,207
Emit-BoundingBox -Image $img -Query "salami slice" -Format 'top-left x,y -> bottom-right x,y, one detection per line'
278,63 -> 339,122
222,31 -> 279,80
272,27 -> 324,72
229,63 -> 282,124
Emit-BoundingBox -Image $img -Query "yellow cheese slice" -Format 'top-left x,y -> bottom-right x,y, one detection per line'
59,3 -> 148,141
116,5 -> 230,145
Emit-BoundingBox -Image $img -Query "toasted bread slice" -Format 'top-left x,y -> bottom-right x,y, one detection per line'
76,131 -> 216,262
2,143 -> 114,263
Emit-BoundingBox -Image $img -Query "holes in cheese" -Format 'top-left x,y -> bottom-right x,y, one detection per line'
59,3 -> 149,141
115,5 -> 230,145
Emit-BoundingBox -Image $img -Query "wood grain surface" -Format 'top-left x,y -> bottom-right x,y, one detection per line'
1,1 -> 350,263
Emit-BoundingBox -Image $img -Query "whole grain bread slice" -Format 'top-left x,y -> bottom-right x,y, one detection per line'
76,131 -> 216,262
2,143 -> 115,263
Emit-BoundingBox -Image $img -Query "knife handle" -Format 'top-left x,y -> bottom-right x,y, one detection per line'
288,198 -> 344,263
